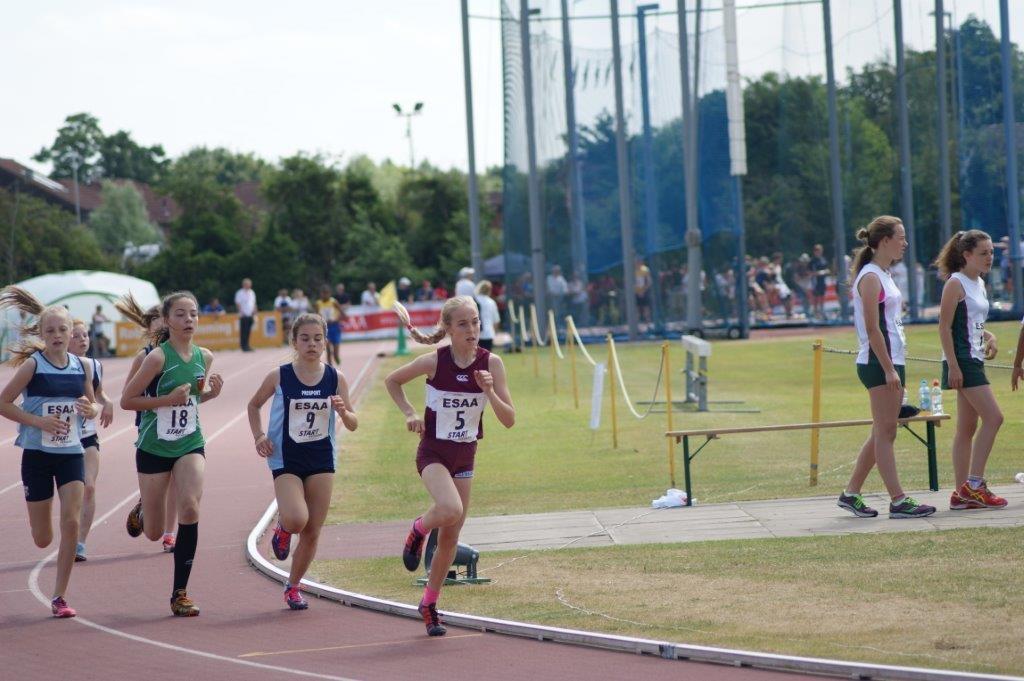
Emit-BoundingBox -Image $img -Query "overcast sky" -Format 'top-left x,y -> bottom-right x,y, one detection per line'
2,0 -> 1019,176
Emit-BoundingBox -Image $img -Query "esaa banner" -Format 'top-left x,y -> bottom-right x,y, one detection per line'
341,301 -> 443,340
115,311 -> 283,354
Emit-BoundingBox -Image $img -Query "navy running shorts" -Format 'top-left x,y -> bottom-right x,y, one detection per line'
21,450 -> 85,502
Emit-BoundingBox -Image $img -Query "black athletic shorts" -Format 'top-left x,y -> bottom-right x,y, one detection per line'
271,467 -> 335,481
80,434 -> 100,451
136,448 -> 205,474
21,450 -> 85,502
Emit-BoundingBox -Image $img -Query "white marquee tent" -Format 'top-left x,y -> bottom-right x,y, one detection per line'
2,270 -> 160,357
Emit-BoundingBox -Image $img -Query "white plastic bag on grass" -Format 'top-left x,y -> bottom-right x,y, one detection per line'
651,488 -> 688,508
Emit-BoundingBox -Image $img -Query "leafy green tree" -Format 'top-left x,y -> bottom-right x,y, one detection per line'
33,112 -> 104,181
0,187 -> 110,282
169,147 -> 270,187
88,181 -> 163,255
99,131 -> 168,184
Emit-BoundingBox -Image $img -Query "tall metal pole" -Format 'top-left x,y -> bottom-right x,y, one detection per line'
560,0 -> 589,321
822,0 -> 848,321
678,0 -> 703,333
954,25 -> 967,230
1000,0 -> 1023,314
934,0 -> 952,246
520,0 -> 548,321
895,0 -> 920,320
637,4 -> 662,329
461,0 -> 483,280
609,0 -> 639,338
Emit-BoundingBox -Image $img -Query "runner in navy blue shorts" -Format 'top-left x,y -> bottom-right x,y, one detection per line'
385,296 -> 516,636
0,287 -> 100,618
248,312 -> 357,610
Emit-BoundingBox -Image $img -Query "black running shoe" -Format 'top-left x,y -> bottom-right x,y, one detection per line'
418,602 -> 446,637
402,520 -> 426,572
126,499 -> 144,538
837,492 -> 879,518
889,496 -> 937,519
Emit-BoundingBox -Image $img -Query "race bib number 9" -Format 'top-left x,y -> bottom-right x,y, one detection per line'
42,400 -> 78,448
431,390 -> 487,443
156,397 -> 198,441
289,399 -> 330,443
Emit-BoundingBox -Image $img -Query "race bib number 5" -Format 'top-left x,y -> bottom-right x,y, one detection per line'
156,397 -> 198,441
432,390 -> 487,443
289,399 -> 330,443
42,400 -> 78,448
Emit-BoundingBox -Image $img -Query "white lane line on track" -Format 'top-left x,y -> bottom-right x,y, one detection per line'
27,354 -> 362,681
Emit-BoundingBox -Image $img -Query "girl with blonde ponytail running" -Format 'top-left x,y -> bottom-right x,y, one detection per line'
0,287 -> 100,617
384,297 -> 515,637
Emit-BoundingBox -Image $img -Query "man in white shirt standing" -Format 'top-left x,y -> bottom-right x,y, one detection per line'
455,267 -> 476,298
234,277 -> 257,352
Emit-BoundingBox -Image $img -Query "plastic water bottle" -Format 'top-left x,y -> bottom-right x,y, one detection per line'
930,380 -> 943,415
1014,472 -> 1024,484
902,388 -> 909,406
918,379 -> 931,411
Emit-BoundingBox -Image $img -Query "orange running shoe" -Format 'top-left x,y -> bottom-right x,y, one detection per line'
956,481 -> 1008,509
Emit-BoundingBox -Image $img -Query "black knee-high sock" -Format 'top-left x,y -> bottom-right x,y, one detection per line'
172,522 -> 198,594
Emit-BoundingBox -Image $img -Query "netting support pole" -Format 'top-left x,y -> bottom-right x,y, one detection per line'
822,0 -> 848,323
519,0 -> 548,328
607,334 -> 618,449
559,0 -> 589,322
663,342 -> 676,489
934,0 -> 953,247
894,0 -> 921,321
637,4 -> 663,331
810,339 -> 823,486
1001,0 -> 1024,317
460,0 -> 483,280
678,0 -> 704,335
609,0 -> 640,340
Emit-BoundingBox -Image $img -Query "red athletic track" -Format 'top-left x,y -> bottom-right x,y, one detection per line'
0,344 -> 817,681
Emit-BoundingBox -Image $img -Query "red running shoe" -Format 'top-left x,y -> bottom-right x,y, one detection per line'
949,489 -> 971,510
51,597 -> 76,618
271,523 -> 292,561
284,585 -> 308,610
418,602 -> 446,637
957,481 -> 1008,509
402,519 -> 426,572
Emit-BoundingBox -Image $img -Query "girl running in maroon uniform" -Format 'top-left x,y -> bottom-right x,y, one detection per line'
386,296 -> 515,636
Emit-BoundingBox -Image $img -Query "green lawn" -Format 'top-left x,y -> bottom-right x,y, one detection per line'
330,321 -> 1024,524
310,527 -> 1024,676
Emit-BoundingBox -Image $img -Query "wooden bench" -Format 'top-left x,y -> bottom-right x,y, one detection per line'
665,414 -> 950,507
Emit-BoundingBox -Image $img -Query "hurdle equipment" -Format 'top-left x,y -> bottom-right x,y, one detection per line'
665,414 -> 949,508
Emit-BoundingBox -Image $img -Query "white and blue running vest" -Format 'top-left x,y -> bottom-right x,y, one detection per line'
853,263 -> 906,366
79,357 -> 102,438
266,364 -> 339,473
16,351 -> 86,454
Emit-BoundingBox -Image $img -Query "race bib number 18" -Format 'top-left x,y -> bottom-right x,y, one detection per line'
288,399 -> 330,443
156,397 -> 198,441
41,400 -> 78,448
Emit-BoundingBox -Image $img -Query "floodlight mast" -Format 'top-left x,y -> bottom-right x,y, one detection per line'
392,102 -> 424,168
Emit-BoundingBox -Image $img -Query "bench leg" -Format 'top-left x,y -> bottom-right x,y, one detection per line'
683,436 -> 693,507
926,421 -> 939,492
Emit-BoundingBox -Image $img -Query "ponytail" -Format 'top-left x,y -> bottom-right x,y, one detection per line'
393,296 -> 478,345
115,294 -> 163,345
848,216 -> 902,284
934,229 -> 991,279
0,286 -> 69,366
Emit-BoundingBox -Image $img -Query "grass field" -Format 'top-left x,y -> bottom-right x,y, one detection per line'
328,321 -> 1024,524
314,323 -> 1024,676
311,527 -> 1024,676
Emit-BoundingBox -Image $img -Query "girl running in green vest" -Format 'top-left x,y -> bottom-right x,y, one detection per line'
117,296 -> 180,552
120,291 -> 224,616
936,230 -> 1007,510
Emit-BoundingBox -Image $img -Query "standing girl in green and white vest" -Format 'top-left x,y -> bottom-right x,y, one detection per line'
121,292 -> 224,617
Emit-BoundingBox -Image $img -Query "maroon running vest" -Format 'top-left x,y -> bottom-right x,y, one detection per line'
423,345 -> 490,454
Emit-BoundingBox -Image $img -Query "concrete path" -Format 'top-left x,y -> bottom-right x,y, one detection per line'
316,484 -> 1024,560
